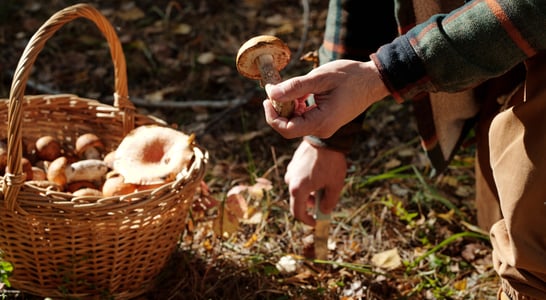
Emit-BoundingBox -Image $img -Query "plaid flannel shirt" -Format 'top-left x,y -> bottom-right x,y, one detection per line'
311,0 -> 546,173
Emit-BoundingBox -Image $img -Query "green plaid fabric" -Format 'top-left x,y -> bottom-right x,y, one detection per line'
313,0 -> 546,173
306,1 -> 397,154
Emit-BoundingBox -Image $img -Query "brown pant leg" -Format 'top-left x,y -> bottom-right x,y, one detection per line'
475,155 -> 502,231
489,53 -> 546,299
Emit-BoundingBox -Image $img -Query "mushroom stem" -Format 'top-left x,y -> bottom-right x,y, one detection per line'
236,35 -> 294,118
256,55 -> 294,117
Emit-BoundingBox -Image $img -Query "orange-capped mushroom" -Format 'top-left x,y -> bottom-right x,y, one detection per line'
35,136 -> 61,161
113,125 -> 194,186
236,35 -> 293,117
75,133 -> 104,160
102,172 -> 136,197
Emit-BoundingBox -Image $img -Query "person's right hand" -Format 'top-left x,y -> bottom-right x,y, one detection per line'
264,60 -> 389,139
284,139 -> 347,226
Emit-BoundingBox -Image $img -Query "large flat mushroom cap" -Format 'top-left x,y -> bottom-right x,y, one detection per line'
236,35 -> 291,79
113,125 -> 194,185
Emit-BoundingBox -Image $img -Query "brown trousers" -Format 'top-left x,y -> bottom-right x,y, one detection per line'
476,52 -> 546,299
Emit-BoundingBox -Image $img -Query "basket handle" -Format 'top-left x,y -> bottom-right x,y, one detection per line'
3,4 -> 135,212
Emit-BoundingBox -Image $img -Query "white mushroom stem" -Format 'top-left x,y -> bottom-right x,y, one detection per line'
256,55 -> 294,117
65,159 -> 108,183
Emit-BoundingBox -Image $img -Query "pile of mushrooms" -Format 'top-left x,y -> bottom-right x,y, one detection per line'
1,125 -> 195,199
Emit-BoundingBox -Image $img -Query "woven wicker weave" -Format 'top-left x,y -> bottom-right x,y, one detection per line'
0,4 -> 207,299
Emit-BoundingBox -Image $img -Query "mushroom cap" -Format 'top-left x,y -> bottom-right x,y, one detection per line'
31,166 -> 47,181
0,141 -> 7,175
102,172 -> 136,197
75,133 -> 104,159
47,156 -> 69,188
236,35 -> 291,79
103,150 -> 116,169
35,135 -> 61,161
72,187 -> 103,198
113,125 -> 194,185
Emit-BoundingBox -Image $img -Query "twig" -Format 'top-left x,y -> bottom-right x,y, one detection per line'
4,70 -> 249,109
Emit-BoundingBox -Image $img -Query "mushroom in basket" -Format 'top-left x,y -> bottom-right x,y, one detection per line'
105,125 -> 195,196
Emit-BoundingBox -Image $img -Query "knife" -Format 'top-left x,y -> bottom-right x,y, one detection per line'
313,189 -> 330,260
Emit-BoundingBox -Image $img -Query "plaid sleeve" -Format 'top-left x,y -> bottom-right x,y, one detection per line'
307,0 -> 398,153
372,0 -> 546,102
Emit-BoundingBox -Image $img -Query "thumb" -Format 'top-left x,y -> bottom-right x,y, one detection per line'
265,75 -> 315,103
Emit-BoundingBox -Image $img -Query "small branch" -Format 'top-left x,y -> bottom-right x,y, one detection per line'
4,70 -> 249,109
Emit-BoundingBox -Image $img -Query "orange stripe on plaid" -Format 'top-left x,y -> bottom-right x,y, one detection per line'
485,0 -> 536,57
322,39 -> 346,54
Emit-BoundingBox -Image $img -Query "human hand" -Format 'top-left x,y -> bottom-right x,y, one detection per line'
264,60 -> 389,139
284,139 -> 347,226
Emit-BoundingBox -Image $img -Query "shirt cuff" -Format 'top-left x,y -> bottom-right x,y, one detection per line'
371,35 -> 431,103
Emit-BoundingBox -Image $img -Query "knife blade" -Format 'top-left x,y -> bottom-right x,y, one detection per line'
313,189 -> 330,260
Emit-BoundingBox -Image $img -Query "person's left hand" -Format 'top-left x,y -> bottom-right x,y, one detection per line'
284,139 -> 347,226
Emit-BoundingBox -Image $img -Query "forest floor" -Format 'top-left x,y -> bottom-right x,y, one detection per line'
0,1 -> 497,299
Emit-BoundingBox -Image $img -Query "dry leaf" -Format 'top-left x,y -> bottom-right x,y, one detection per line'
453,278 -> 467,291
371,248 -> 402,271
117,6 -> 145,21
437,209 -> 456,224
225,193 -> 248,219
212,207 -> 240,238
384,158 -> 401,169
197,52 -> 216,64
243,233 -> 258,248
172,23 -> 192,35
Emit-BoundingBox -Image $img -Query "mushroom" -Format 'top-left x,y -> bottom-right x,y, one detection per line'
113,125 -> 194,186
102,172 -> 136,197
47,157 -> 108,188
65,159 -> 108,184
47,156 -> 69,187
67,181 -> 97,193
75,133 -> 104,160
35,135 -> 62,161
236,35 -> 294,117
21,158 -> 33,181
0,141 -> 7,176
72,188 -> 102,197
5,157 -> 33,181
103,150 -> 116,169
31,166 -> 47,181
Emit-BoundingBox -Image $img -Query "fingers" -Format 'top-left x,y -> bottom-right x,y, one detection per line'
265,76 -> 309,104
319,186 -> 342,215
262,100 -> 314,139
263,100 -> 335,139
286,181 -> 314,226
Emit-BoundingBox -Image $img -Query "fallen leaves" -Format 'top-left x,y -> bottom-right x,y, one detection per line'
371,248 -> 402,271
212,177 -> 272,238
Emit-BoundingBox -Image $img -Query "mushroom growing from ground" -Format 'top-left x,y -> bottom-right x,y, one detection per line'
113,125 -> 194,186
75,133 -> 104,160
236,35 -> 294,117
35,135 -> 62,161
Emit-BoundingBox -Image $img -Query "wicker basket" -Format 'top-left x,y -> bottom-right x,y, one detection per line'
0,4 -> 207,299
